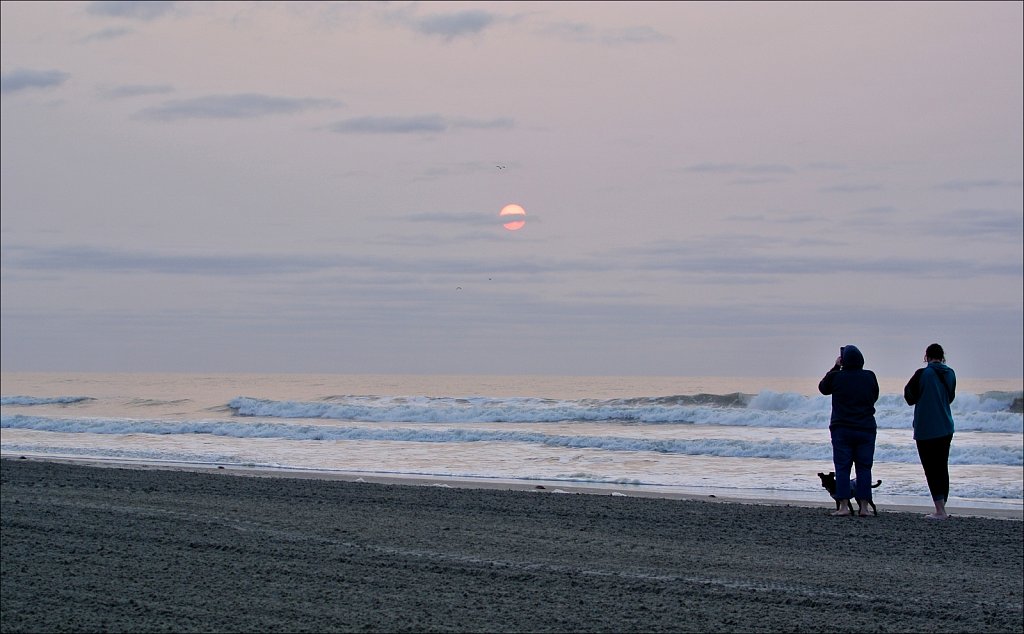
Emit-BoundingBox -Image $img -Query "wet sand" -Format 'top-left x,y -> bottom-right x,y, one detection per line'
2,458 -> 1021,633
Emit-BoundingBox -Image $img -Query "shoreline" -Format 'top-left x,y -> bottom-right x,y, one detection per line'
7,453 -> 1021,520
2,456 -> 1021,633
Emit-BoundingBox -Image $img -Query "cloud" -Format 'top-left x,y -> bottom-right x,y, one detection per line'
0,69 -> 70,95
543,21 -> 671,45
819,183 -> 884,193
406,212 -> 500,228
727,177 -> 788,186
5,246 -> 338,276
447,116 -> 515,130
923,209 -> 1024,239
3,244 -> 573,282
804,162 -> 849,171
331,114 -> 446,134
627,239 -> 1019,278
87,1 -> 177,21
934,179 -> 1024,191
328,115 -> 513,134
403,210 -> 541,229
137,94 -> 343,121
601,25 -> 672,45
840,206 -> 900,227
685,163 -> 795,174
99,84 -> 174,99
648,252 -> 1019,278
407,9 -> 500,41
82,26 -> 133,42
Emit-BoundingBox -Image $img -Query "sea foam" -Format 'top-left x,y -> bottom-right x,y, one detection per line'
2,413 -> 1020,466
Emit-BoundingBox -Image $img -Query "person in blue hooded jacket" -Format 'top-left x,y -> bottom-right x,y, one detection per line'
818,345 -> 880,516
904,343 -> 956,521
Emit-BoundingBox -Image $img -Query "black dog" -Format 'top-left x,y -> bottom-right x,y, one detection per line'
817,471 -> 881,516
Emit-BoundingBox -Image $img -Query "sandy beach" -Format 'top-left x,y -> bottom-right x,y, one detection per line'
2,458 -> 1022,633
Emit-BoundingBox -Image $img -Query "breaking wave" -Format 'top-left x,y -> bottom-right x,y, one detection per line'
2,414 -> 1020,466
221,391 -> 1023,434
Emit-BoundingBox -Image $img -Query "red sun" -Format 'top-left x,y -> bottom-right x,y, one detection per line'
499,203 -> 526,231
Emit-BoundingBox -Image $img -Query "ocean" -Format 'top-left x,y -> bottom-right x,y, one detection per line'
2,372 -> 1021,512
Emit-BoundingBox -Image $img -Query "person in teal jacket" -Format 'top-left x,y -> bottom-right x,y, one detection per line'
904,343 -> 956,521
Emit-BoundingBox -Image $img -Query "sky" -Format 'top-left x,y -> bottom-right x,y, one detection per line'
1,1 -> 1022,379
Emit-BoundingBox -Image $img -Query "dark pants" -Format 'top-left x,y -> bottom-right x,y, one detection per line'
830,426 -> 876,501
916,434 -> 953,502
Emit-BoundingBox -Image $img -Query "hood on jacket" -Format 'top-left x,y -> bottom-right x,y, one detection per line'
841,344 -> 865,370
929,361 -> 953,379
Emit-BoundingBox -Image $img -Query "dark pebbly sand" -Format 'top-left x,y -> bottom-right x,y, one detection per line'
2,458 -> 1021,633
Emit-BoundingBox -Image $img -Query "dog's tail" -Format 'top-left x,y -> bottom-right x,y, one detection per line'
871,479 -> 882,488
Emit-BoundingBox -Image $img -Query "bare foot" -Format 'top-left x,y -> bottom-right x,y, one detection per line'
830,510 -> 852,517
924,513 -> 950,521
